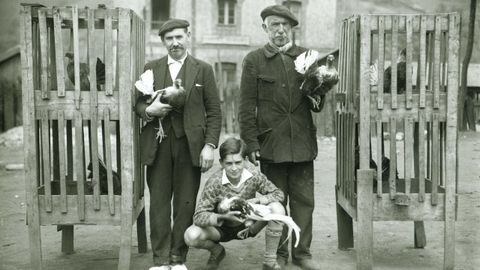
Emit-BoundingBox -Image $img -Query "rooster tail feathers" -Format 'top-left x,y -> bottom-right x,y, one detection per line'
294,49 -> 320,75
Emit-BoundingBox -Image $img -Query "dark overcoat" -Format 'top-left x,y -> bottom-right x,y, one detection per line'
239,44 -> 320,163
135,55 -> 222,167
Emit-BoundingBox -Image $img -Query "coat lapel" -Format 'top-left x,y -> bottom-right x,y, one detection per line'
153,57 -> 168,90
184,55 -> 199,101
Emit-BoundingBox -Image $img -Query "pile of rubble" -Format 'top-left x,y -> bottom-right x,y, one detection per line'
0,126 -> 23,148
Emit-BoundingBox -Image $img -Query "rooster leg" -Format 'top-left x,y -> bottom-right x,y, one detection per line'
306,95 -> 320,110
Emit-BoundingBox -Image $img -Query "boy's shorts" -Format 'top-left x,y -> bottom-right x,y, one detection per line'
215,223 -> 257,242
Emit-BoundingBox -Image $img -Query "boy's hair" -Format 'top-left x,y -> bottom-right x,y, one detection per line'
219,137 -> 248,161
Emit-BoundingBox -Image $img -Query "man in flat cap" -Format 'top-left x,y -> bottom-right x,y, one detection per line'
239,5 -> 322,270
135,18 -> 221,270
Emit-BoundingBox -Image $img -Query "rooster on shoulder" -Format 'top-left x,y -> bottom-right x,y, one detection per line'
295,51 -> 339,111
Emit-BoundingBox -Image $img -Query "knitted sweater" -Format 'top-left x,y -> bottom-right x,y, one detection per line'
193,162 -> 284,227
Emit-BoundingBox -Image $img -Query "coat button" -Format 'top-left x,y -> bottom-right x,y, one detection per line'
282,83 -> 286,87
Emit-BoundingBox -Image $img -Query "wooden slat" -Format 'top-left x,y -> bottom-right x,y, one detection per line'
419,16 -> 427,108
368,14 -> 449,32
431,113 -> 440,205
405,16 -> 413,109
105,9 -> 114,95
53,8 -> 65,97
345,19 -> 351,100
21,6 -> 44,268
117,9 -> 134,269
373,194 -> 446,221
356,169 -> 374,270
90,110 -> 101,210
433,16 -> 441,108
359,15 -> 371,170
72,7 -> 81,109
88,9 -> 97,95
340,113 -> 345,197
389,116 -> 397,199
104,109 -> 115,215
404,117 -> 413,195
40,110 -> 52,212
38,9 -> 49,100
390,16 -> 398,109
74,111 -> 85,221
444,13 -> 459,269
348,113 -> 355,204
58,111 -> 67,213
376,115 -> 382,196
377,15 -> 385,109
336,111 -> 340,189
418,111 -> 426,201
66,121 -> 73,180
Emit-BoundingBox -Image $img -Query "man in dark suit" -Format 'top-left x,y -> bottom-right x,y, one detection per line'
239,5 -> 322,270
135,19 -> 222,270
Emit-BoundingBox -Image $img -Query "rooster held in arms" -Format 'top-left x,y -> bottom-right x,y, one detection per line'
216,196 -> 301,247
295,51 -> 339,111
135,69 -> 186,141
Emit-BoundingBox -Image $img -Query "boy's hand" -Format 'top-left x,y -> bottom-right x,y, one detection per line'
219,210 -> 245,224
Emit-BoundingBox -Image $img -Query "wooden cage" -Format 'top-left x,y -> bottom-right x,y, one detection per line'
20,4 -> 146,270
335,13 -> 460,270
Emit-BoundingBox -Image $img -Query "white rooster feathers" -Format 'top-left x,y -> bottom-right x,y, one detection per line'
294,50 -> 320,75
135,69 -> 155,97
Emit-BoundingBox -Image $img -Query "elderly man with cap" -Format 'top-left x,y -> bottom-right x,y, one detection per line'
239,5 -> 322,270
135,19 -> 221,270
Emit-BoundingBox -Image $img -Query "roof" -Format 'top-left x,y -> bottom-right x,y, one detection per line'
0,45 -> 20,64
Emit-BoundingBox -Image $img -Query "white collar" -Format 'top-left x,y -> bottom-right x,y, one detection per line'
168,53 -> 188,65
221,169 -> 253,188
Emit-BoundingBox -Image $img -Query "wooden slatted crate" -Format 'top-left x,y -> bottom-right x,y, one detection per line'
20,4 -> 147,270
335,13 -> 460,270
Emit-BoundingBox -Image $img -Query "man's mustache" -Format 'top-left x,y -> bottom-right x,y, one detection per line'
170,45 -> 184,50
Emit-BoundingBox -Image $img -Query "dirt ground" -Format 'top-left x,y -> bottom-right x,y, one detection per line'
0,131 -> 479,270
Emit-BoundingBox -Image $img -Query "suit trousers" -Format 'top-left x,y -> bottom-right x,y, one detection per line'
147,129 -> 201,265
260,161 -> 315,261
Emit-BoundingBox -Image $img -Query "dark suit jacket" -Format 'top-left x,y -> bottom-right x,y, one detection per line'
135,55 -> 222,167
239,44 -> 318,163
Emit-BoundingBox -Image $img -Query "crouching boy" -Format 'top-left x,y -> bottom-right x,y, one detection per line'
184,137 -> 286,270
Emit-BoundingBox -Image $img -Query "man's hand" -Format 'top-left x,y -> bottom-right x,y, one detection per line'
218,210 -> 245,224
145,93 -> 172,118
247,150 -> 261,166
199,144 -> 215,173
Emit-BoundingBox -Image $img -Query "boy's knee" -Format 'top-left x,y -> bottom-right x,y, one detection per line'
184,225 -> 203,247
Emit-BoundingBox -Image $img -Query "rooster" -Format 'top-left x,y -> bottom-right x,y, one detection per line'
65,52 -> 105,91
87,157 -> 121,195
295,51 -> 339,111
135,69 -> 186,141
216,196 -> 301,247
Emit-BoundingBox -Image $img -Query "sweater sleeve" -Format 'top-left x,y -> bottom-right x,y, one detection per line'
193,182 -> 223,227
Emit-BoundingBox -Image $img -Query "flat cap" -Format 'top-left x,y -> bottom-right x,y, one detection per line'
158,19 -> 190,37
260,5 -> 298,26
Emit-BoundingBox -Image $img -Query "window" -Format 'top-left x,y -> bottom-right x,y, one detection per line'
218,0 -> 236,25
151,0 -> 170,29
282,0 -> 302,44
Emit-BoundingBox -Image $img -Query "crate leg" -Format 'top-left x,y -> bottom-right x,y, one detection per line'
27,213 -> 43,270
356,169 -> 373,270
414,221 -> 426,248
61,225 -> 74,254
336,199 -> 353,249
136,208 -> 148,253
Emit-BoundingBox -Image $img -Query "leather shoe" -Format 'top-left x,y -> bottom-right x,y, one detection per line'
204,245 -> 226,270
292,258 -> 321,270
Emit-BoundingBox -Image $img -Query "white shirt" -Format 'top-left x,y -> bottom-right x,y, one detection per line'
221,169 -> 253,188
167,53 -> 188,81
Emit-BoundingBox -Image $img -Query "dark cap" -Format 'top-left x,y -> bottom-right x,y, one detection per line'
260,5 -> 298,26
158,19 -> 190,37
